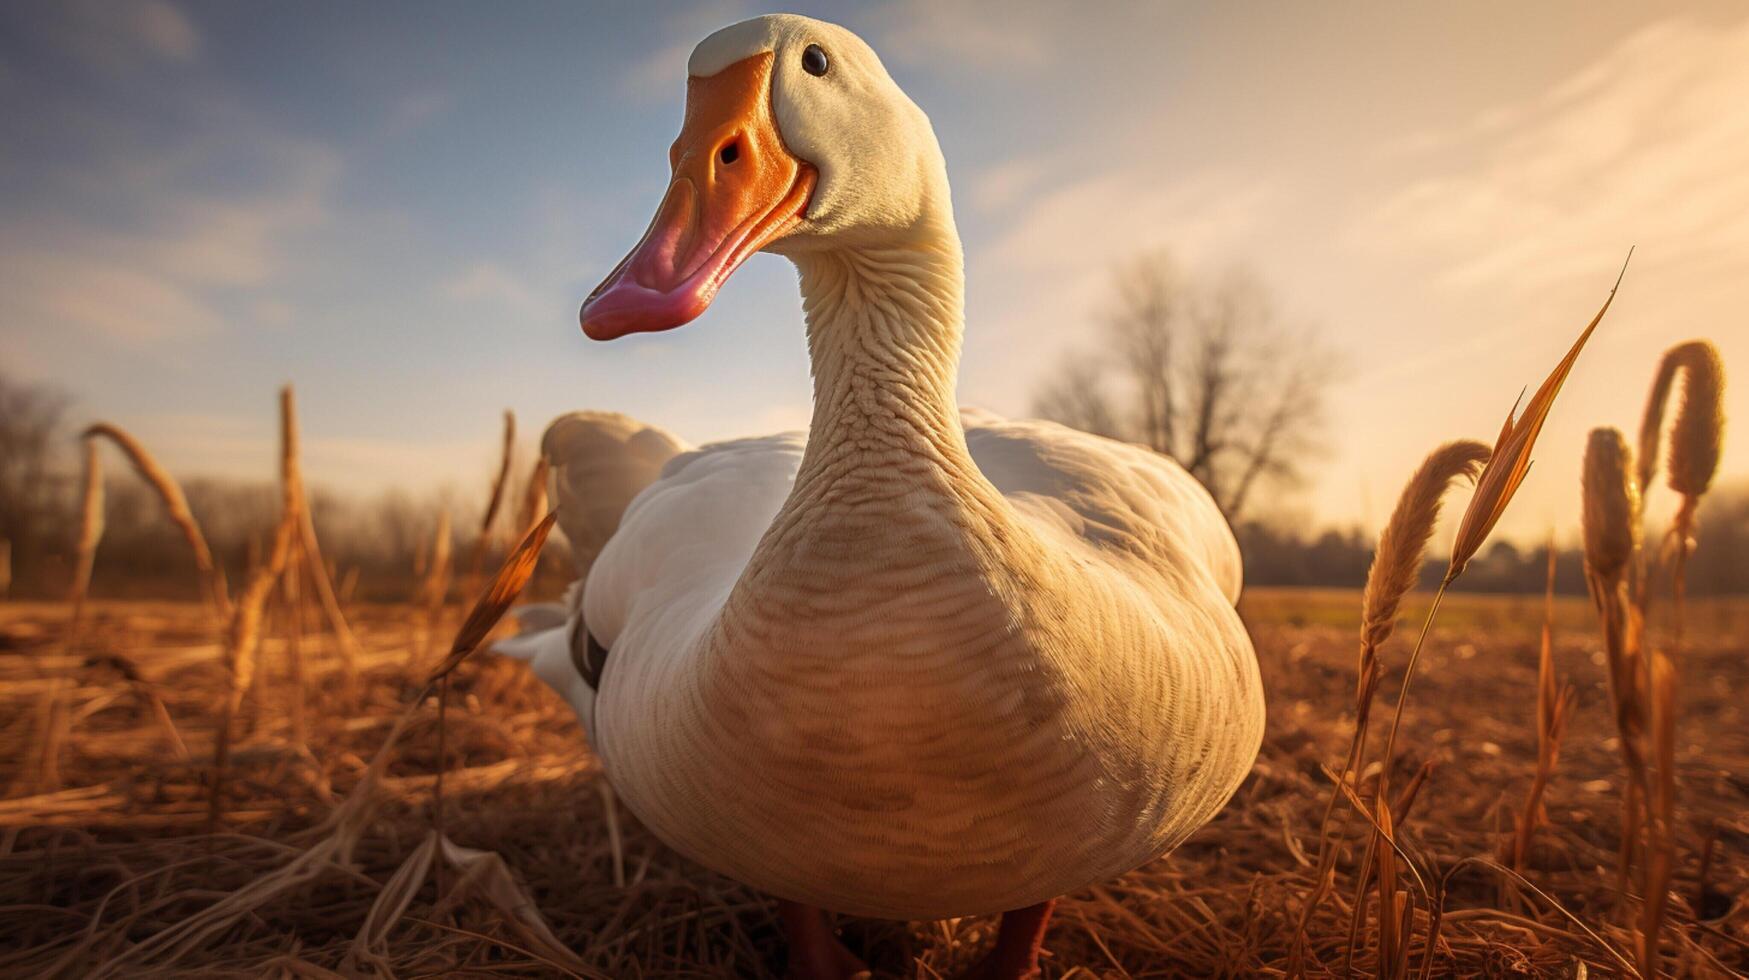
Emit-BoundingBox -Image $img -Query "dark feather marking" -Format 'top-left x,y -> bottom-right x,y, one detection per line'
571,618 -> 610,689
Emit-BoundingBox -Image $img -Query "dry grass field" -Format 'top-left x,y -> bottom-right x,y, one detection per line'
0,588 -> 1743,977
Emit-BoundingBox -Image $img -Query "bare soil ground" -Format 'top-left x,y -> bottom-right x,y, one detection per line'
0,588 -> 1744,977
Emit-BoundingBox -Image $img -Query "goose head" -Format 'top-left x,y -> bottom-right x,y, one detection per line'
580,13 -> 951,341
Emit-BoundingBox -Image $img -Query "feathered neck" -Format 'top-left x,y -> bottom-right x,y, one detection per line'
787,216 -> 976,495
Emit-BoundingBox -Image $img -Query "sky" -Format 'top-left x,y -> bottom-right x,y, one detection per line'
3,0 -> 1746,544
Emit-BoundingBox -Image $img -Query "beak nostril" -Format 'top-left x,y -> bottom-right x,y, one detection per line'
718,139 -> 740,167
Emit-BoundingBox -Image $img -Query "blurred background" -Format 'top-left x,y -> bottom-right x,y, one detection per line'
3,0 -> 1746,599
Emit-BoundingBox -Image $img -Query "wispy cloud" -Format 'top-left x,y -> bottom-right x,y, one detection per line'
1352,16 -> 1749,295
444,262 -> 556,324
620,0 -> 753,99
0,144 -> 337,344
863,0 -> 1055,72
967,157 -> 1048,214
0,1 -> 339,347
53,0 -> 202,70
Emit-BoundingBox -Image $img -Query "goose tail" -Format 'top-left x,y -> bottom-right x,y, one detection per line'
491,587 -> 598,735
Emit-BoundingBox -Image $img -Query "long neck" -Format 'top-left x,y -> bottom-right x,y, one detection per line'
787,221 -> 979,498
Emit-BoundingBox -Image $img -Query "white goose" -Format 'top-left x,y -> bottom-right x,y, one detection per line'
503,14 -> 1264,978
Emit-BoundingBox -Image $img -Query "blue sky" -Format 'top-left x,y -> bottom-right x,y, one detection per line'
4,1 -> 1747,541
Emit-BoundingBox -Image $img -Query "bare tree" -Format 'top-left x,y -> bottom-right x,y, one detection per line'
0,372 -> 73,593
1032,251 -> 1334,520
1031,354 -> 1126,441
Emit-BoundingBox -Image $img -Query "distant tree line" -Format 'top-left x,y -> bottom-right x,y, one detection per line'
0,371 -> 570,603
1234,488 -> 1748,595
3,369 -> 1744,601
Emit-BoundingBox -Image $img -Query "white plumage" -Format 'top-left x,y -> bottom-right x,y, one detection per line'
498,12 -> 1264,923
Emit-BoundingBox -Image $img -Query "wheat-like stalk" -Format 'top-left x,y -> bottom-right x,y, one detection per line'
429,511 -> 558,683
1639,341 -> 1727,660
276,387 -> 363,687
208,388 -> 310,828
1583,425 -> 1652,905
1362,440 -> 1492,652
28,438 -> 109,794
82,422 -> 230,616
1581,428 -> 1640,588
1636,340 -> 1725,500
516,456 -> 552,542
1511,540 -> 1574,872
418,509 -> 453,664
281,543 -> 308,750
1638,650 -> 1679,979
208,509 -> 297,831
1320,267 -> 1624,978
65,437 -> 105,643
483,409 -> 517,543
1447,257 -> 1626,581
462,411 -> 518,597
1292,440 -> 1487,971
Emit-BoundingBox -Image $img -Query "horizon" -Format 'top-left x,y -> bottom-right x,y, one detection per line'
4,1 -> 1747,547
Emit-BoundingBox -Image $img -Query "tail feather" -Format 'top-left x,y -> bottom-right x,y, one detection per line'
510,601 -> 569,633
491,621 -> 596,735
492,410 -> 685,742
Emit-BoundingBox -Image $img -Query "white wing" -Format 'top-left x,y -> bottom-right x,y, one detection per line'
961,411 -> 1242,604
583,432 -> 805,651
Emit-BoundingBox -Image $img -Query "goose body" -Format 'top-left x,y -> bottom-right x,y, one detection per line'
502,10 -> 1264,935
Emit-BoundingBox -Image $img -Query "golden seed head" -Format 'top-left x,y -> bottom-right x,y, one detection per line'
1581,427 -> 1639,582
1666,342 -> 1725,498
1360,440 -> 1491,651
1638,340 -> 1726,499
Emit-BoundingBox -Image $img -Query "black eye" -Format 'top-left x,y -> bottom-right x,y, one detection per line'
801,44 -> 829,77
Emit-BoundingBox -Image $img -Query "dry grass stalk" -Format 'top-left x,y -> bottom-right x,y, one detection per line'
65,437 -> 105,643
28,438 -> 106,795
1292,441 -> 1487,969
1637,341 -> 1726,656
78,652 -> 192,762
419,508 -> 454,664
1361,441 -> 1494,654
82,422 -> 230,616
1306,269 -> 1623,978
1639,651 -> 1678,979
1585,347 -> 1713,972
104,691 -> 428,974
207,511 -> 297,831
344,829 -> 590,976
517,456 -> 552,542
1373,796 -> 1414,980
1511,541 -> 1575,872
1382,262 -> 1625,773
282,542 -> 308,750
208,387 -> 313,829
463,410 -> 519,597
1580,425 -> 1651,892
1582,429 -> 1641,587
277,387 -> 364,687
420,507 -> 572,968
1447,256 -> 1626,582
430,510 -> 558,684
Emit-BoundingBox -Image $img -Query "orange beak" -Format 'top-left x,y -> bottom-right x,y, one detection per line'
580,52 -> 817,341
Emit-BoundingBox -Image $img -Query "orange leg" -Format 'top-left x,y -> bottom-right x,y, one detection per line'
778,900 -> 869,980
959,899 -> 1057,980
